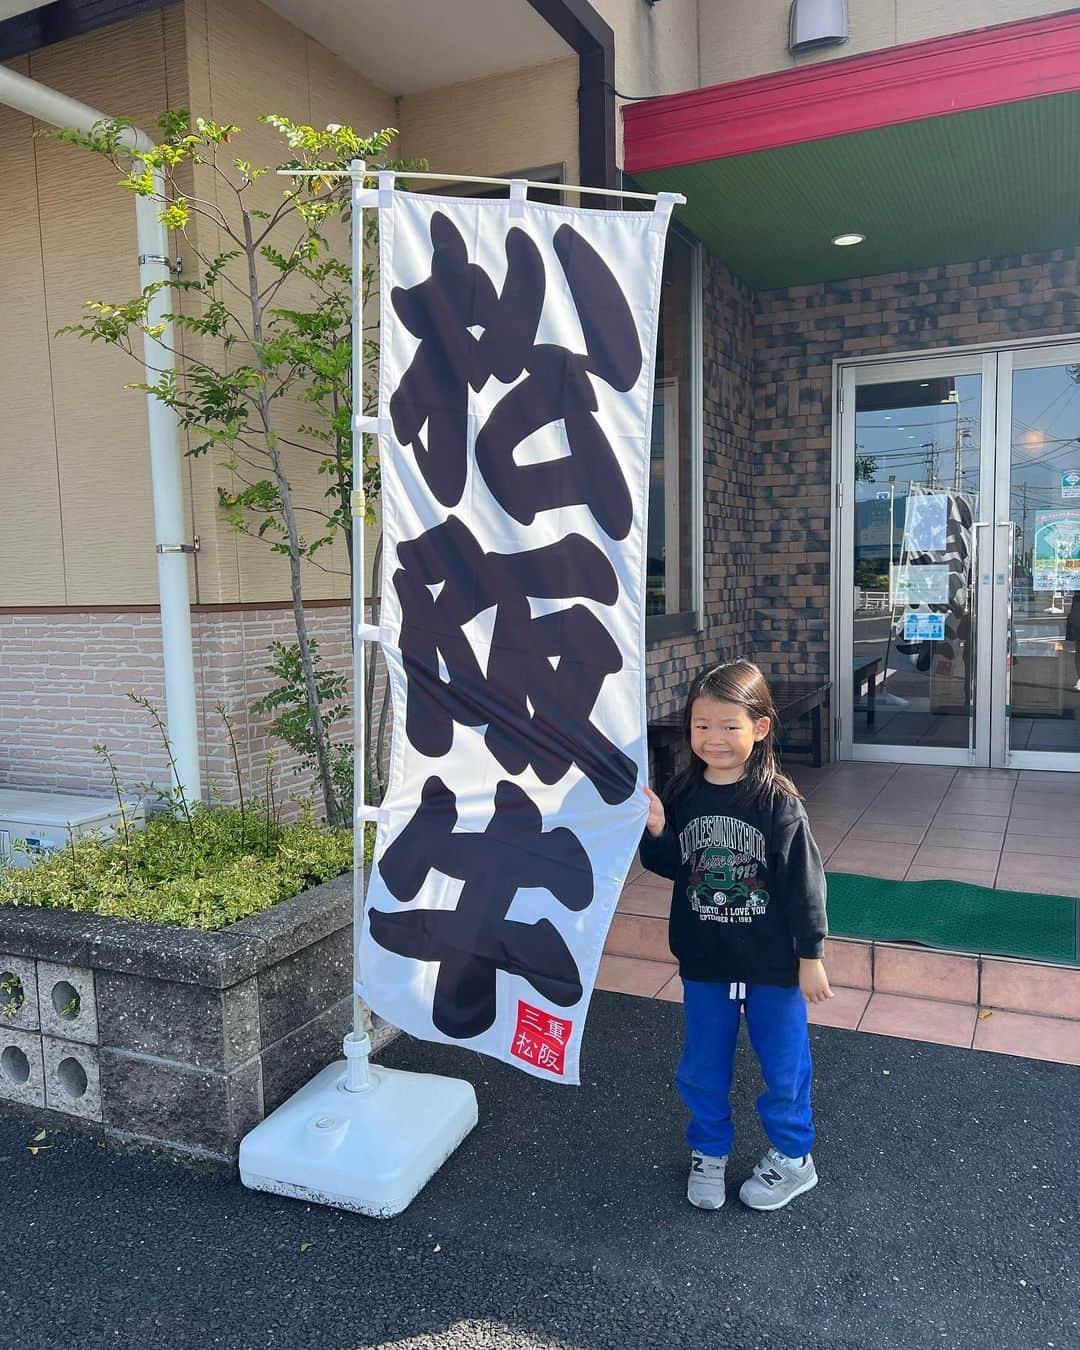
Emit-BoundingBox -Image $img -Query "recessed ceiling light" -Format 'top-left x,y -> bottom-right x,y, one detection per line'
831,232 -> 866,246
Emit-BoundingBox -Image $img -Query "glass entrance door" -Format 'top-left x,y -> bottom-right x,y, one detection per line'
838,353 -> 994,765
992,345 -> 1080,769
838,343 -> 1080,771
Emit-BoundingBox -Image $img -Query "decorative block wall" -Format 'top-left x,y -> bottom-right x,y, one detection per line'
0,955 -> 100,1119
0,874 -> 397,1165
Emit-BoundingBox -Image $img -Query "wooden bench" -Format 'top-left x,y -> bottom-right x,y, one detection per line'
647,678 -> 832,793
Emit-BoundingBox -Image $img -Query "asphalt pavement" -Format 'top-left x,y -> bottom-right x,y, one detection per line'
3,991 -> 1078,1350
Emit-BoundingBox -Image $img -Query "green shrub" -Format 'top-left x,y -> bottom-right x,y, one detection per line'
0,804 -> 365,931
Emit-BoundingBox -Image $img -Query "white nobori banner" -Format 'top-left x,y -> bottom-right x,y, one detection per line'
357,180 -> 674,1083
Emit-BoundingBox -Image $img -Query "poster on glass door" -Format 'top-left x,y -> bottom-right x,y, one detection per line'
903,492 -> 949,553
891,563 -> 950,606
903,612 -> 946,642
1033,510 -> 1080,591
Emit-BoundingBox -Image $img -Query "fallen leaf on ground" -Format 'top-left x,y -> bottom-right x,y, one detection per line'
978,1010 -> 993,1020
300,1242 -> 314,1253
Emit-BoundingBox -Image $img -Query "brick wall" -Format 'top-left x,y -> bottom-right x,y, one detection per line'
752,246 -> 1080,683
0,605 -> 363,817
641,243 -> 1080,762
645,252 -> 758,721
192,606 -> 357,814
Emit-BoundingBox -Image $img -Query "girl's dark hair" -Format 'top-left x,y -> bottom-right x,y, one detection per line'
663,660 -> 803,808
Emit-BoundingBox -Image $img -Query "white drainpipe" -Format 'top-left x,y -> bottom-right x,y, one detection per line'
0,65 -> 202,803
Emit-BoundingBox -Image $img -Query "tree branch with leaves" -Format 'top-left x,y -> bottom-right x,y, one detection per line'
51,111 -> 417,824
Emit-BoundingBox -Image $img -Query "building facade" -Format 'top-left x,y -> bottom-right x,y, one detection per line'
2,0 -> 1078,807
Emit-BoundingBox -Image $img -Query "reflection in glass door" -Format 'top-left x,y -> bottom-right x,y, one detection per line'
994,347 -> 1080,768
839,356 -> 992,764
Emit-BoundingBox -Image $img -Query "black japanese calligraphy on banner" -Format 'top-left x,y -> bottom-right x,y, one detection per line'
389,212 -> 639,539
359,185 -> 674,1084
371,776 -> 590,1039
394,515 -> 635,804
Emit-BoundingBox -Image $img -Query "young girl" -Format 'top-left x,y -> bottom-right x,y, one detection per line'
640,660 -> 832,1213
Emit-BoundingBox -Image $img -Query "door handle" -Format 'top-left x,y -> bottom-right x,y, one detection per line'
973,523 -> 990,583
995,522 -> 1015,587
968,526 -> 994,755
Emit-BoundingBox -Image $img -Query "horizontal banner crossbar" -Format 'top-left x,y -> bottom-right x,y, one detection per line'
277,166 -> 684,205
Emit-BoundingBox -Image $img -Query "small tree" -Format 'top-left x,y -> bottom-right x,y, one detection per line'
51,112 -> 411,824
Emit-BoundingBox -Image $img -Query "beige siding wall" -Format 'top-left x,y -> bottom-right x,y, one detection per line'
593,0 -> 700,97
0,11 -> 186,607
181,0 -> 396,605
586,0 -> 700,165
0,56 -> 65,607
699,1 -> 1079,87
0,1 -> 394,610
398,56 -> 579,185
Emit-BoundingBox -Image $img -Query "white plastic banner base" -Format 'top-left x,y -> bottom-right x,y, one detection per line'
239,1054 -> 477,1218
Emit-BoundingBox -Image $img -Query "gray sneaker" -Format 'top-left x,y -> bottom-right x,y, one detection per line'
687,1150 -> 728,1209
739,1148 -> 818,1211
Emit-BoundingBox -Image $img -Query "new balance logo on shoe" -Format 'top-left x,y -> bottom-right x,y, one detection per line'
739,1150 -> 818,1211
687,1151 -> 728,1209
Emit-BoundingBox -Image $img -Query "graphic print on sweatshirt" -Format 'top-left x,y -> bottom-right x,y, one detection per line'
679,814 -> 770,925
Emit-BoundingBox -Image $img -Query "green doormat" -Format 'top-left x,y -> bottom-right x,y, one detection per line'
825,872 -> 1079,965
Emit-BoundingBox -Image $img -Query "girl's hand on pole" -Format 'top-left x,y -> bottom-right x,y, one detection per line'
644,785 -> 666,837
799,958 -> 833,1004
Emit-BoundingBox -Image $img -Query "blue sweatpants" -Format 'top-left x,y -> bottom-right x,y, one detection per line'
676,979 -> 815,1159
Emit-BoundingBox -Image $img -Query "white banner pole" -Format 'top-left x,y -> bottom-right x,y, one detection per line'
344,157 -> 372,1093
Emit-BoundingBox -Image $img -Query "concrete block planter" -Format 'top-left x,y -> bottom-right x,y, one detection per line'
0,874 -> 395,1167
37,959 -> 98,1043
1,1027 -> 45,1107
0,953 -> 39,1031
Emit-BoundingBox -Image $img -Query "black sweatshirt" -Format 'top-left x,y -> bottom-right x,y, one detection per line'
639,779 -> 828,987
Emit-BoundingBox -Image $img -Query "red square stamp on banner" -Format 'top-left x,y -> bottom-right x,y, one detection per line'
510,1001 -> 572,1075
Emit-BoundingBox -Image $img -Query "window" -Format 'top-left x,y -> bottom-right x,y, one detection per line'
442,163 -> 565,206
646,225 -> 702,638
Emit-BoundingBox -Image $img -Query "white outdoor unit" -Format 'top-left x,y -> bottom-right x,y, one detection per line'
789,0 -> 848,53
0,789 -> 144,869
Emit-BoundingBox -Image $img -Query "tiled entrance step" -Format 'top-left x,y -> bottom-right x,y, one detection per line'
796,762 -> 1080,898
604,871 -> 1080,1067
